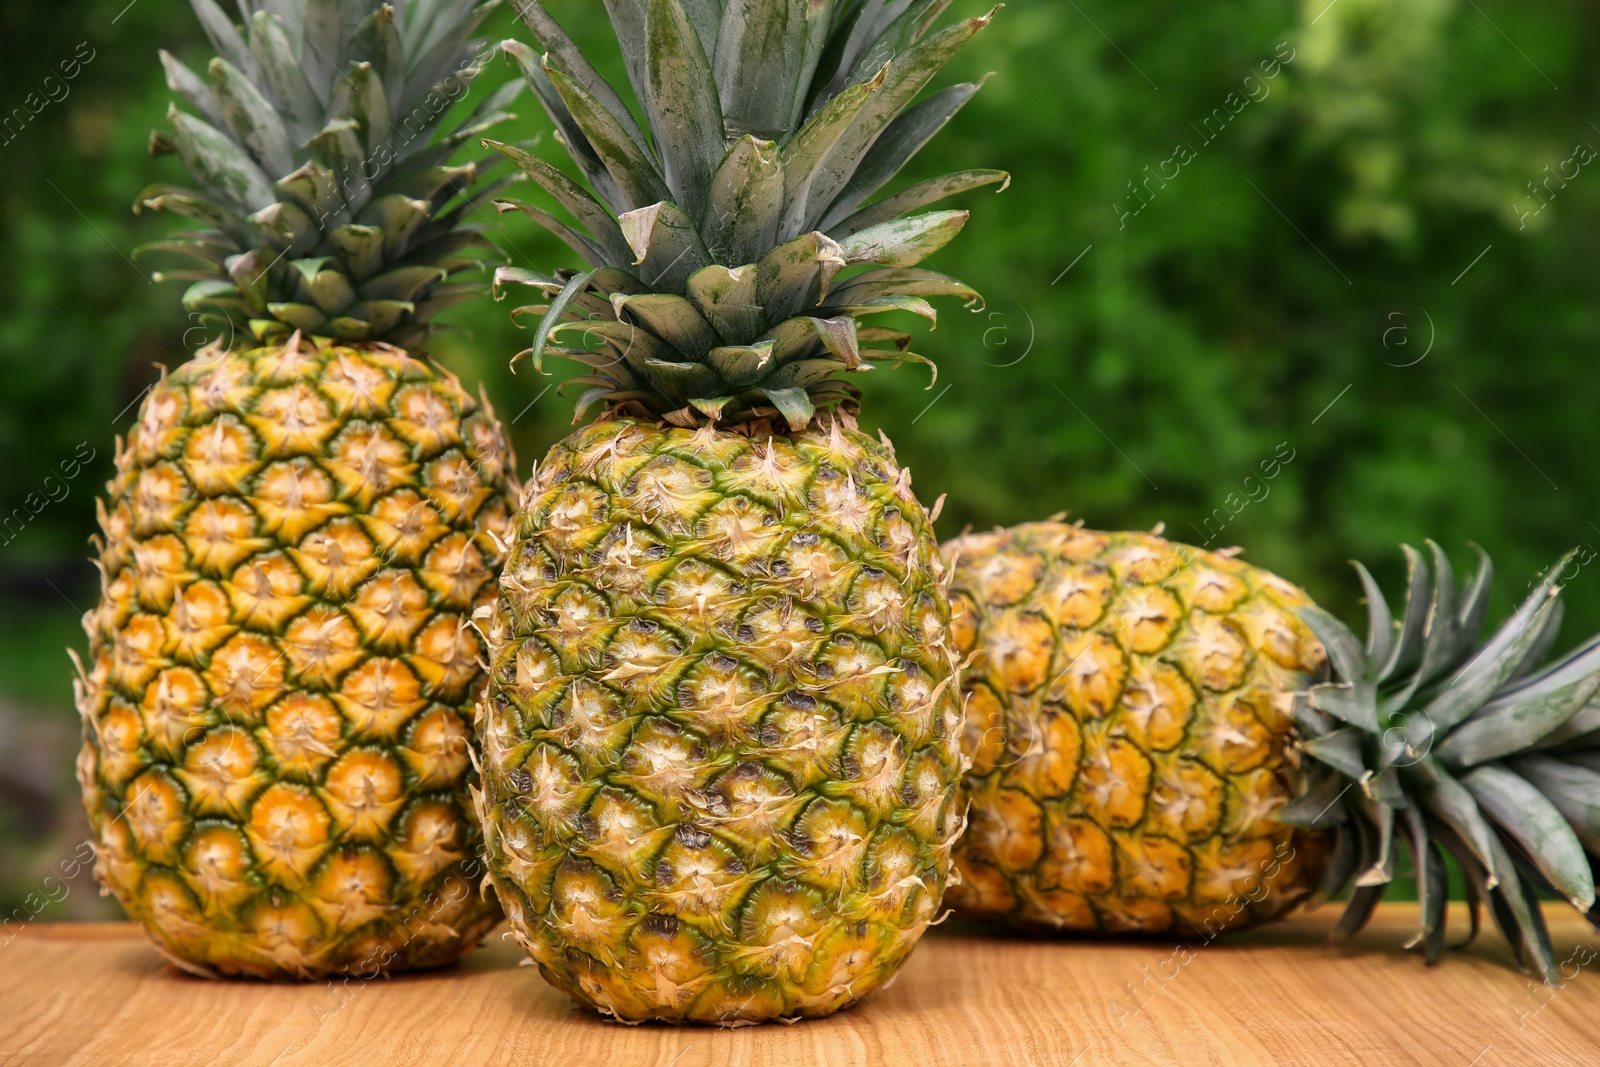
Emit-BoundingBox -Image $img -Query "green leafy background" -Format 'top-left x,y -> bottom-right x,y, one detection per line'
2,0 -> 1595,919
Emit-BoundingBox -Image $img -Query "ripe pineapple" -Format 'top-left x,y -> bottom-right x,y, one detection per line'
947,519 -> 1600,982
475,0 -> 1004,1023
74,0 -> 521,978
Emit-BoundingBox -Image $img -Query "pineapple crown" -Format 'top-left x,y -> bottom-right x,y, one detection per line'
1281,543 -> 1600,983
490,0 -> 1008,429
140,0 -> 524,349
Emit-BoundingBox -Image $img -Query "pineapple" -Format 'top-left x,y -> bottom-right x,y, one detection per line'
475,0 -> 1005,1024
947,519 -> 1600,982
74,0 -> 521,978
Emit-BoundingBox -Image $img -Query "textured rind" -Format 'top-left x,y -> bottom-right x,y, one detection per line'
945,521 -> 1330,936
478,416 -> 964,1024
75,336 -> 514,978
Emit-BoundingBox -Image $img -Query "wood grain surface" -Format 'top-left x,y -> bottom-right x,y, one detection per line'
3,905 -> 1598,1066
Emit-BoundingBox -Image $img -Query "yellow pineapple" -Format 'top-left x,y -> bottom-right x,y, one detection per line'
74,0 -> 518,978
474,0 -> 1003,1023
946,519 -> 1600,983
945,521 -> 1326,935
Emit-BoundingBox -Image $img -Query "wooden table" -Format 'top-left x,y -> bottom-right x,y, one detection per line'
4,905 -> 1597,1066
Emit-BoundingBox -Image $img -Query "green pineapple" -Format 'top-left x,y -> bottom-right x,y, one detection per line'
474,0 -> 1005,1023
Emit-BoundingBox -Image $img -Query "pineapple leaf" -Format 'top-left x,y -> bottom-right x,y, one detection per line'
759,385 -> 814,430
816,292 -> 936,325
610,293 -> 720,357
600,0 -> 651,116
704,135 -> 784,266
276,161 -> 345,221
618,201 -> 714,291
299,0 -> 349,104
1274,769 -> 1350,829
640,357 -> 725,397
329,61 -> 392,160
705,341 -> 775,384
501,40 -> 621,206
494,199 -> 609,267
1299,727 -> 1367,780
138,187 -> 254,245
307,117 -> 368,185
1385,545 -> 1432,678
713,0 -> 809,139
686,263 -> 764,342
1512,596 -> 1566,682
1436,633 -> 1600,767
1421,563 -> 1567,734
680,0 -> 729,55
824,267 -> 978,307
838,209 -> 967,266
161,50 -> 223,126
756,230 -> 845,321
330,223 -> 386,279
1419,771 -> 1504,891
361,264 -> 448,301
1458,544 -> 1496,642
267,300 -> 329,329
304,267 -> 358,313
528,269 -> 597,372
168,107 -> 278,212
779,67 -> 883,240
1351,561 -> 1395,672
485,140 -> 632,263
208,57 -> 296,178
406,0 -> 477,56
787,0 -> 834,130
510,0 -> 651,150
644,0 -> 725,217
764,357 -> 847,389
342,3 -> 407,101
405,0 -> 500,109
826,168 -> 1007,238
1412,539 -> 1462,688
1512,755 -> 1600,851
837,0 -> 953,99
799,7 -> 993,231
246,13 -> 324,143
251,201 -> 319,252
1463,765 -> 1595,910
808,314 -> 860,367
545,62 -> 672,208
190,0 -> 257,79
1297,604 -> 1367,684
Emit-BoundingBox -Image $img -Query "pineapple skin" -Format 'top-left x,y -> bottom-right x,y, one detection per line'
477,416 -> 965,1024
75,336 -> 514,978
944,521 -> 1329,935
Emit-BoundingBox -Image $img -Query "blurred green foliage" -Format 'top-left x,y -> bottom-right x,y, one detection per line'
1,0 -> 1597,914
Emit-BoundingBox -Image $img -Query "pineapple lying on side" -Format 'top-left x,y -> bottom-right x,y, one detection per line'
948,519 -> 1600,982
74,0 -> 520,978
474,0 -> 1005,1024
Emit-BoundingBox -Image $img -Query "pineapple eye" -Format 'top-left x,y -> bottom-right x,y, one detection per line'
675,825 -> 711,849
